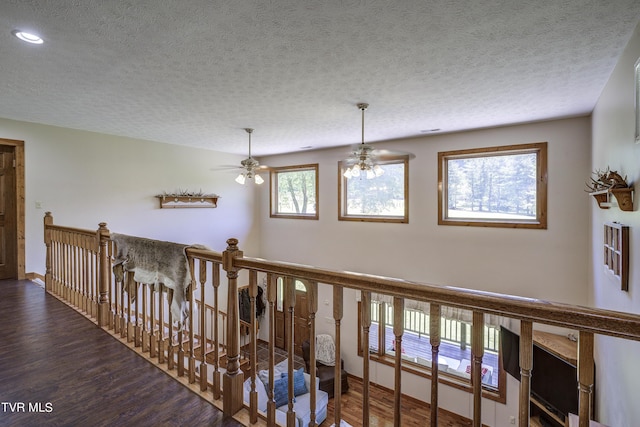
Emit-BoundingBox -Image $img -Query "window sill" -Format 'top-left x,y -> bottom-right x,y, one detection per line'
364,352 -> 506,404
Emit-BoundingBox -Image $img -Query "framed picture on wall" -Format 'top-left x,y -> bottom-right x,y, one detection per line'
635,57 -> 640,144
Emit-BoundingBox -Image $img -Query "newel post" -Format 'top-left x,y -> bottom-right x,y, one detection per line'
222,238 -> 244,416
44,212 -> 53,293
97,222 -> 111,328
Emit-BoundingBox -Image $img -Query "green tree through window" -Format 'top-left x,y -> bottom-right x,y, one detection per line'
270,164 -> 318,219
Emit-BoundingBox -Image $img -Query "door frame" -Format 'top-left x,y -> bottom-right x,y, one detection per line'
0,138 -> 25,279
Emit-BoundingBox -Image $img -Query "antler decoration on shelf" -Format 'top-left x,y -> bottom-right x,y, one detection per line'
585,167 -> 629,192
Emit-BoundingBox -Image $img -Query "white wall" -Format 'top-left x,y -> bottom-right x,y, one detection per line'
258,116 -> 591,425
0,118 -> 261,276
591,21 -> 640,427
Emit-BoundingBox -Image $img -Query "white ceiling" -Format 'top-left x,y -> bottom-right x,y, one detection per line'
1,1 -> 639,156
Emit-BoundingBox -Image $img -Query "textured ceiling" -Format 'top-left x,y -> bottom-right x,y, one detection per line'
1,1 -> 639,156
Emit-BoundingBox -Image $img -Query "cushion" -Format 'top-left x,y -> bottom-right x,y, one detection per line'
272,376 -> 289,408
278,385 -> 330,427
275,358 -> 289,373
258,358 -> 290,388
258,369 -> 270,388
243,377 -> 268,413
281,367 -> 308,397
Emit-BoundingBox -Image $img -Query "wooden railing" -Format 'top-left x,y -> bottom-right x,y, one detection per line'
43,213 -> 640,427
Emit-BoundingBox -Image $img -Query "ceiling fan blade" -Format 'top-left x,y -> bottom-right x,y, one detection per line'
343,144 -> 415,162
210,165 -> 243,171
372,148 -> 416,160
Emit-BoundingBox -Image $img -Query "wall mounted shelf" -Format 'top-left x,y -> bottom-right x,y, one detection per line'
156,195 -> 219,209
589,187 -> 634,211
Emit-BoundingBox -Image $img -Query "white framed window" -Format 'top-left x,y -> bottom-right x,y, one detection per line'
270,164 -> 318,220
338,157 -> 409,223
438,142 -> 547,229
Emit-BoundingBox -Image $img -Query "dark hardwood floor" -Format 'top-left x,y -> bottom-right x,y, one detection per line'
0,279 -> 242,427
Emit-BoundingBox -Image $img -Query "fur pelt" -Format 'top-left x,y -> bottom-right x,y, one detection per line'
111,233 -> 206,330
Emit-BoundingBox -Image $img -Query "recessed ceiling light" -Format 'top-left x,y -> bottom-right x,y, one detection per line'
12,30 -> 43,44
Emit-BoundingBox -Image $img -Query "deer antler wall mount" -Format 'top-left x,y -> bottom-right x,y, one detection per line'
586,167 -> 634,211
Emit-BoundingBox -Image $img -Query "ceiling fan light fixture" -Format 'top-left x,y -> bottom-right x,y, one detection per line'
344,102 -> 384,179
235,127 -> 267,185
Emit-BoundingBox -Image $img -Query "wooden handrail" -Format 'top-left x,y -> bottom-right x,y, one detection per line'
234,256 -> 640,341
42,216 -> 640,427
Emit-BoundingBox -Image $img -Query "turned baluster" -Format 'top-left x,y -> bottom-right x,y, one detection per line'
49,231 -> 55,294
72,236 -> 79,307
80,240 -> 86,311
59,233 -> 65,297
80,236 -> 86,311
286,276 -> 297,427
198,260 -> 208,392
212,263 -> 221,400
393,296 -> 404,427
141,283 -> 149,352
50,231 -> 56,295
50,232 -> 57,295
248,270 -> 258,424
57,233 -> 63,297
430,303 -> 442,427
266,273 -> 277,425
126,275 -> 134,342
518,321 -> 533,427
577,331 -> 595,427
64,234 -> 70,302
62,236 -> 69,301
307,281 -> 318,427
177,327 -> 185,376
81,242 -> 87,313
186,258 -> 196,383
149,285 -> 157,358
107,239 -> 115,329
93,247 -> 99,319
119,276 -> 127,338
113,276 -> 121,334
361,291 -> 371,427
471,311 -> 484,427
158,286 -> 166,364
134,280 -> 141,347
56,232 -> 62,296
168,288 -> 176,370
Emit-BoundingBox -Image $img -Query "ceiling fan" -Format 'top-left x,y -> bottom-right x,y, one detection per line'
234,128 -> 269,185
343,103 -> 414,179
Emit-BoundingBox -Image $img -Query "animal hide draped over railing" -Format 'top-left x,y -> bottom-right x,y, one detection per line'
111,233 -> 206,329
